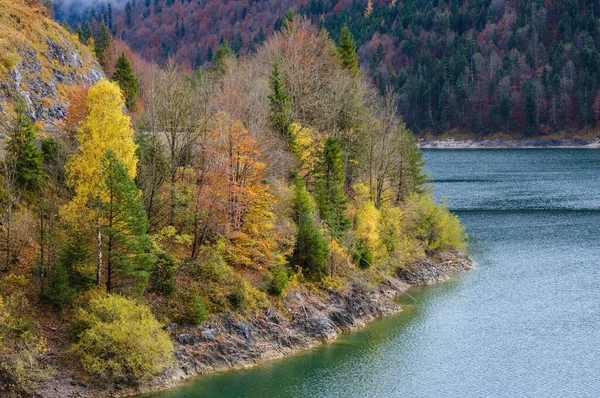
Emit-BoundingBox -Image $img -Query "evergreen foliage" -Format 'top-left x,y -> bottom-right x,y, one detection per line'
5,101 -> 43,193
267,58 -> 292,141
149,251 -> 176,297
315,137 -> 350,235
210,40 -> 233,75
94,22 -> 112,67
100,150 -> 152,295
44,263 -> 75,311
112,53 -> 139,110
337,24 -> 359,78
291,180 -> 329,281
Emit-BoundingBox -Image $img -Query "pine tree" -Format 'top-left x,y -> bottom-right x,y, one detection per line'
524,81 -> 539,135
291,180 -> 329,280
95,22 -> 112,67
315,137 -> 350,235
210,40 -> 234,75
100,150 -> 152,295
267,58 -> 292,141
112,53 -> 139,110
5,101 -> 43,193
337,24 -> 359,77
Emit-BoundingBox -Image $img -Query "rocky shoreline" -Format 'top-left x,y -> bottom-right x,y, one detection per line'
38,251 -> 471,398
419,138 -> 600,148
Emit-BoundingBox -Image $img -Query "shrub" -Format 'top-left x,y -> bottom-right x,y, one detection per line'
179,294 -> 209,326
1,52 -> 21,71
194,242 -> 233,283
71,295 -> 173,383
149,251 -> 176,297
352,239 -> 373,269
0,294 -> 49,395
268,265 -> 288,296
227,279 -> 267,312
44,263 -> 75,311
227,281 -> 246,310
407,195 -> 467,251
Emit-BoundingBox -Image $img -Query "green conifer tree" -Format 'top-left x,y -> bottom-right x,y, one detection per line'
5,101 -> 43,193
210,40 -> 234,75
100,150 -> 153,295
112,53 -> 139,110
291,180 -> 329,281
267,58 -> 292,141
337,24 -> 359,77
315,137 -> 350,235
95,22 -> 112,67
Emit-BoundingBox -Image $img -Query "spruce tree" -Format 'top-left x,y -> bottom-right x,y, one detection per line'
210,40 -> 234,75
100,150 -> 152,295
5,101 -> 43,193
337,24 -> 359,78
267,58 -> 292,141
291,180 -> 329,281
95,22 -> 112,67
113,53 -> 139,110
315,137 -> 350,235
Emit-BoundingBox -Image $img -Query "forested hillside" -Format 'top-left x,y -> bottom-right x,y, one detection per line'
1,2 -> 466,395
55,0 -> 600,137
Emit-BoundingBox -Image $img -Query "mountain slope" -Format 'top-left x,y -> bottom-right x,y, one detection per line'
55,0 -> 600,138
0,0 -> 103,128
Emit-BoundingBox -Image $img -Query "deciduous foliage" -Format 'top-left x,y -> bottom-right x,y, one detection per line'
63,79 -> 138,287
64,80 -> 138,219
71,294 -> 172,382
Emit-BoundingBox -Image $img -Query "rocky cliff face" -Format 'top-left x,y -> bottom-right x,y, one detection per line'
0,0 -> 103,130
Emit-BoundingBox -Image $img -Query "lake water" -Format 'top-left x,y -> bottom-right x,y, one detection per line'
145,149 -> 600,398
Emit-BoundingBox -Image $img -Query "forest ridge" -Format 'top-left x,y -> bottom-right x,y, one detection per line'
54,0 -> 600,138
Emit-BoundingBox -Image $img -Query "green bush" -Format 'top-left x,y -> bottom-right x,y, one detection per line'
70,295 -> 173,382
268,265 -> 288,296
227,282 -> 246,309
352,239 -> 373,269
149,251 -> 176,297
179,294 -> 209,326
44,264 -> 75,311
193,242 -> 233,283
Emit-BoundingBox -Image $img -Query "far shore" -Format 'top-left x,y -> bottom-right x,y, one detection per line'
419,138 -> 600,149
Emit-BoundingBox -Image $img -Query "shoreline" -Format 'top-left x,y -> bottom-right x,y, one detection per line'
38,251 -> 472,398
418,138 -> 600,149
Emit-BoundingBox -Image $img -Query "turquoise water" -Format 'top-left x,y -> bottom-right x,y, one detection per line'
146,149 -> 600,398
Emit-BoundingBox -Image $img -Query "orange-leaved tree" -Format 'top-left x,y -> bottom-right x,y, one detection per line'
210,112 -> 276,270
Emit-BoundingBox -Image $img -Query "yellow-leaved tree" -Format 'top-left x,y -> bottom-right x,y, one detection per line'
62,79 -> 138,286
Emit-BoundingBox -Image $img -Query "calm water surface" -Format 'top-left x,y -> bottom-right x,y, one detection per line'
146,149 -> 600,398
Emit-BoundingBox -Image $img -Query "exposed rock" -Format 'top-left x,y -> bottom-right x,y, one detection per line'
35,251 -> 471,398
0,3 -> 104,133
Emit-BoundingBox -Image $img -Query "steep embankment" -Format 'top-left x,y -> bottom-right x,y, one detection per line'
39,251 -> 471,398
0,0 -> 102,129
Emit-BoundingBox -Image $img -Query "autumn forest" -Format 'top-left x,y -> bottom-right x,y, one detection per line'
0,1 -> 466,395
